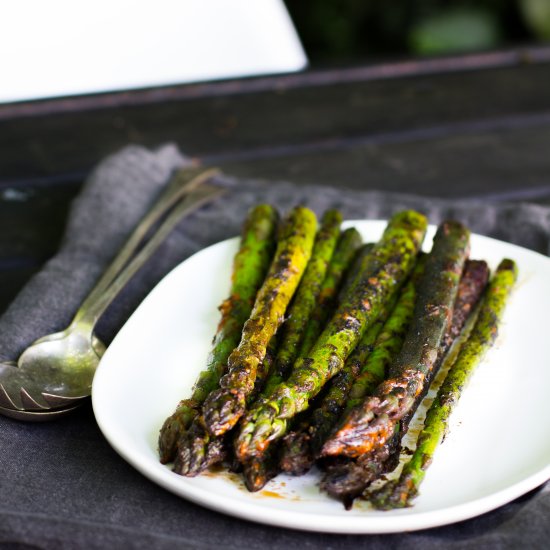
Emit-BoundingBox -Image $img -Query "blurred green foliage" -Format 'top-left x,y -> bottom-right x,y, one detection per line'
284,0 -> 546,62
409,8 -> 501,54
521,0 -> 550,39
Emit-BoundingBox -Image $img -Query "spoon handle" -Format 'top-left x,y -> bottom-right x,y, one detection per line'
72,166 -> 219,325
74,182 -> 226,328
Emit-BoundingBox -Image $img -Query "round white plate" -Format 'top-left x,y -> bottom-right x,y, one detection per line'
92,220 -> 550,534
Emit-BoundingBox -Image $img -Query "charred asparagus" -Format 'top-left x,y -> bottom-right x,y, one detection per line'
174,328 -> 280,476
203,206 -> 317,437
297,228 -> 363,357
321,221 -> 470,460
320,258 -> 489,504
274,209 -> 343,378
158,204 -> 279,463
236,211 -> 428,461
279,281 -> 404,475
370,259 -> 517,509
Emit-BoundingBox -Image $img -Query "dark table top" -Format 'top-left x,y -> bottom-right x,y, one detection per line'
0,46 -> 549,547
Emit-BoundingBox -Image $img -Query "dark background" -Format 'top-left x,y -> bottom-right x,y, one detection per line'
285,0 -> 549,63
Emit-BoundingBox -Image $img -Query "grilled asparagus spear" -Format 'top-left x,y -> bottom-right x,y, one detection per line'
260,237 -> 366,433
274,209 -> 343,378
397,259 -> 490,434
371,259 -> 517,509
236,211 -> 428,461
344,258 -> 425,412
321,258 -> 489,504
279,284 -> 402,475
173,333 -> 279,476
158,204 -> 279,463
297,228 -> 363,357
321,221 -> 470,460
203,206 -> 317,437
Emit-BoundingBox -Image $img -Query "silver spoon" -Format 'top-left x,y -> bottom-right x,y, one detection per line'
0,167 -> 224,415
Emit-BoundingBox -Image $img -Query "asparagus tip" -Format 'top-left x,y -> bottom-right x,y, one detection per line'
158,400 -> 199,464
236,406 -> 285,460
203,389 -> 246,436
319,459 -> 369,507
368,477 -> 416,510
173,426 -> 226,477
242,455 -> 279,492
279,431 -> 314,475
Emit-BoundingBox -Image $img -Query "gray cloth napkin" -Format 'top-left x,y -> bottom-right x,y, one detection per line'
0,145 -> 549,550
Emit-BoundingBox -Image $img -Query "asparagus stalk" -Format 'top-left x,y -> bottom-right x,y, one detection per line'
174,333 -> 279,476
280,318 -> 385,475
279,283 -> 402,475
158,204 -> 279,463
344,257 -> 425,412
274,210 -> 343,377
321,221 -> 470,460
371,259 -> 517,509
397,259 -> 490,432
311,260 -> 423,467
297,228 -> 363,357
278,239 -> 372,476
264,235 -> 365,466
236,211 -> 428,461
238,337 -> 288,489
320,258 -> 489,504
248,317 -> 386,484
203,207 -> 317,436
259,240 -> 368,474
441,259 -> 491,353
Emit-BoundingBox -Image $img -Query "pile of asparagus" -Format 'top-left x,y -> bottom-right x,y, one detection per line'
158,205 -> 517,509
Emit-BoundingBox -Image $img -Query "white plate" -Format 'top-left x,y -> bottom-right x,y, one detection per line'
92,220 -> 550,534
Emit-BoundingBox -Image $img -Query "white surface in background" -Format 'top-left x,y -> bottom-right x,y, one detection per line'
0,0 -> 307,103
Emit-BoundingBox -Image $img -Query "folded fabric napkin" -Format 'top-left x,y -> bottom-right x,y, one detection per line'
0,145 -> 549,550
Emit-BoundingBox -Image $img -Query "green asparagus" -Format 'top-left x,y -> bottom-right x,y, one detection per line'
320,258 -> 488,504
174,333 -> 279,476
297,228 -> 363,357
203,206 -> 317,436
280,289 -> 397,475
158,204 -> 279,463
275,209 -> 343,377
371,259 -> 517,509
321,221 -> 470,459
345,257 -> 425,412
236,210 -> 428,461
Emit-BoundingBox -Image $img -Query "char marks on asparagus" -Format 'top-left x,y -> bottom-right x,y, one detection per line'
321,221 -> 470,460
160,207 -> 513,511
274,209 -> 343,379
370,259 -> 517,509
320,257 -> 489,504
236,211 -> 428,461
158,204 -> 279,463
279,268 -> 413,475
203,206 -> 317,437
